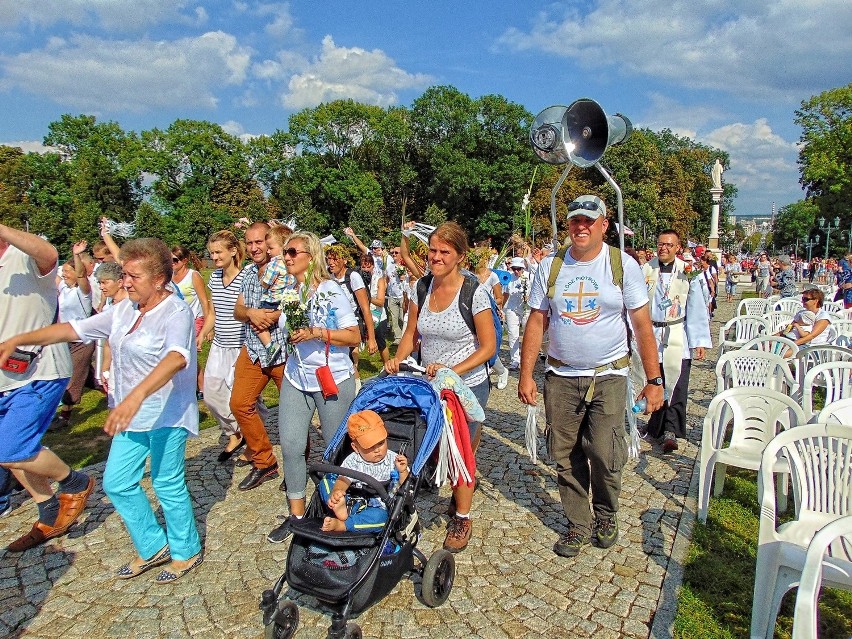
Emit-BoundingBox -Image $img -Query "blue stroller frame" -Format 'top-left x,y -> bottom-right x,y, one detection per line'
260,375 -> 456,639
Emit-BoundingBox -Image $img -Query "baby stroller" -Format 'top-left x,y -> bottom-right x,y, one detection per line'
260,374 -> 456,639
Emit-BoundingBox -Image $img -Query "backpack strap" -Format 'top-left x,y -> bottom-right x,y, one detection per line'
546,245 -> 572,300
608,244 -> 624,290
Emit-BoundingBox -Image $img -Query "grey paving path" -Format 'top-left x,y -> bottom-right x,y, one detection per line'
0,301 -> 733,639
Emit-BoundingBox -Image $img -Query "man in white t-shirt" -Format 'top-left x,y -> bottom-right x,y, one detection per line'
0,224 -> 95,552
518,195 -> 663,559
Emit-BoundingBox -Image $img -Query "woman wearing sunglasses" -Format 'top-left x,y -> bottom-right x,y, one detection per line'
266,232 -> 361,544
779,288 -> 833,347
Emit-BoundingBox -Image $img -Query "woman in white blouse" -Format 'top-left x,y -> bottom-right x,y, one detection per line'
0,238 -> 202,582
266,232 -> 361,544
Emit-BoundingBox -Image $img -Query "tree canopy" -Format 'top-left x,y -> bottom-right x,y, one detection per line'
1,86 -> 734,257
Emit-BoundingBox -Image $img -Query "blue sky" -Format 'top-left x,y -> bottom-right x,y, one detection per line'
1,1 -> 850,216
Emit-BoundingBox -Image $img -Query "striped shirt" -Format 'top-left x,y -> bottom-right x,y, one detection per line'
209,267 -> 248,348
240,263 -> 287,366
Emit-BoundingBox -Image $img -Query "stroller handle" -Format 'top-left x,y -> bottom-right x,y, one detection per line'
309,463 -> 392,505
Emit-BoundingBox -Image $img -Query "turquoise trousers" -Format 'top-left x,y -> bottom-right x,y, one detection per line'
103,428 -> 201,561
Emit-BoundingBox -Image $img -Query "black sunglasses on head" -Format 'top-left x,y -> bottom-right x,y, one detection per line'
568,200 -> 601,212
284,248 -> 309,258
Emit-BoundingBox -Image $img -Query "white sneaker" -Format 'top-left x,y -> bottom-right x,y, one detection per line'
496,366 -> 509,390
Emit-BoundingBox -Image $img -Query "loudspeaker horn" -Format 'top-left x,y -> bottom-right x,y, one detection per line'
529,105 -> 570,165
561,98 -> 632,168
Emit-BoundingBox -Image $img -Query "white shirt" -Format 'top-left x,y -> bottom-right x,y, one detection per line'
504,273 -> 530,312
58,282 -> 92,324
88,272 -> 102,310
528,245 -> 648,376
417,279 -> 491,387
369,272 -> 387,323
0,246 -> 71,391
280,280 -> 358,392
645,265 -> 713,359
69,295 -> 199,435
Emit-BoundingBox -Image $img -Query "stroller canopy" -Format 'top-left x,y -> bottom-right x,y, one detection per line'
324,376 -> 444,476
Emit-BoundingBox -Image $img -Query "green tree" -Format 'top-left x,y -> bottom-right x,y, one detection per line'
771,200 -> 819,252
795,83 -> 852,223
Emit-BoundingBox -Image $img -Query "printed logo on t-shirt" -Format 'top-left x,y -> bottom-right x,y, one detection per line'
559,275 -> 600,325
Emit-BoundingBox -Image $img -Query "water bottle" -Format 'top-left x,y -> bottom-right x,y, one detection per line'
632,390 -> 669,413
388,469 -> 399,495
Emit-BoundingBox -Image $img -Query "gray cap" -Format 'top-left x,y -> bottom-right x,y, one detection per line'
776,255 -> 791,266
566,195 -> 607,220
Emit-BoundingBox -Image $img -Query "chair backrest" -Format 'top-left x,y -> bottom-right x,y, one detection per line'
773,298 -> 804,314
704,388 -> 805,456
801,361 -> 852,421
795,344 -> 852,384
762,310 -> 795,334
715,350 -> 797,395
758,423 -> 852,534
831,319 -> 852,339
719,315 -> 769,352
817,398 -> 852,425
766,294 -> 781,306
743,335 -> 799,359
738,298 -> 769,316
822,300 -> 844,314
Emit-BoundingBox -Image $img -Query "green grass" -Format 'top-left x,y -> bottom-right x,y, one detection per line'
675,468 -> 852,638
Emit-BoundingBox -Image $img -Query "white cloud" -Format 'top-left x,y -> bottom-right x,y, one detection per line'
0,32 -> 252,112
0,140 -> 54,154
278,36 -> 432,109
0,0 -> 204,30
257,3 -> 296,39
498,0 -> 852,102
220,120 -> 260,143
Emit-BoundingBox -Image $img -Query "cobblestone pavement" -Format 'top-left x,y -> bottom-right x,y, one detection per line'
0,301 -> 734,639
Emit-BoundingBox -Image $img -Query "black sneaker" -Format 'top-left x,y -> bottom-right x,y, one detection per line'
267,517 -> 295,544
593,517 -> 619,548
553,526 -> 590,558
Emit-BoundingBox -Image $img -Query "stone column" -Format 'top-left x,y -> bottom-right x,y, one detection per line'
708,187 -> 723,255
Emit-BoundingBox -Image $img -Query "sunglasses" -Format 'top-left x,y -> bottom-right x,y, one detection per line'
568,200 -> 601,213
172,256 -> 181,263
802,296 -> 814,302
390,251 -> 400,255
284,248 -> 310,258
511,267 -> 523,271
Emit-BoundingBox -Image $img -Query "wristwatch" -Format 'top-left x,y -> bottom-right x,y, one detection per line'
648,377 -> 664,386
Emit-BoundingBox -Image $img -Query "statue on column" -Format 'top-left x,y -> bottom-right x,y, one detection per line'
711,159 -> 724,190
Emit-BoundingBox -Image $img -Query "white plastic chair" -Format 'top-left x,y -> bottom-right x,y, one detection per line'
716,350 -> 798,396
822,300 -> 844,314
738,298 -> 769,316
791,515 -> 852,639
698,388 -> 805,523
762,310 -> 795,335
795,345 -> 852,386
831,319 -> 852,342
750,423 -> 852,639
766,294 -> 781,305
817,398 -> 852,425
743,335 -> 799,359
773,298 -> 804,314
718,315 -> 769,355
800,361 -> 852,422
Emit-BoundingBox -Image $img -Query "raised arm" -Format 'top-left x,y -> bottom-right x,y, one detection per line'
344,227 -> 369,255
72,241 -> 91,295
98,217 -> 122,262
0,224 -> 58,276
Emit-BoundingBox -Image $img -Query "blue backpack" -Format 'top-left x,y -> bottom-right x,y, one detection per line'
416,271 -> 503,368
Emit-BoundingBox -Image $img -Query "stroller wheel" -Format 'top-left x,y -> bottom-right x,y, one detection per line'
418,549 -> 455,608
343,622 -> 362,639
264,600 -> 299,639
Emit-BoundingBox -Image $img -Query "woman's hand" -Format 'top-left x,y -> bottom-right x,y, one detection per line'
0,339 -> 20,370
384,357 -> 400,374
289,327 -> 320,345
104,394 -> 143,436
366,337 -> 378,354
72,240 -> 88,256
425,362 -> 447,379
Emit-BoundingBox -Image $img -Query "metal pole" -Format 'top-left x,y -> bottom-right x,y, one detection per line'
549,164 -> 572,251
594,162 -> 625,252
825,222 -> 831,259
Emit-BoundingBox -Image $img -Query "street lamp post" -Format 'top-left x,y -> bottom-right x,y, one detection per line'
843,230 -> 852,255
819,216 -> 840,258
805,237 -> 820,263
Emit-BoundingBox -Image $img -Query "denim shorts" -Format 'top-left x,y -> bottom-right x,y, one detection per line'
0,378 -> 69,462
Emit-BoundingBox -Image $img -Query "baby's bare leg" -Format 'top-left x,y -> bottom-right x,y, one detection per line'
258,329 -> 271,346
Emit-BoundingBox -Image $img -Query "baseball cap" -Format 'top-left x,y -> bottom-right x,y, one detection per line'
566,195 -> 607,220
370,240 -> 383,249
347,410 -> 387,448
509,257 -> 526,270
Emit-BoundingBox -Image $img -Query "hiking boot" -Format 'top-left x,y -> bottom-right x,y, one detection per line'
553,526 -> 590,558
662,431 -> 678,453
593,517 -> 619,549
443,516 -> 472,553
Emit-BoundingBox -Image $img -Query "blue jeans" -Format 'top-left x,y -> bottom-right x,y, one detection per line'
0,466 -> 12,514
0,378 -> 69,462
317,473 -> 388,533
278,376 -> 357,500
103,428 -> 201,561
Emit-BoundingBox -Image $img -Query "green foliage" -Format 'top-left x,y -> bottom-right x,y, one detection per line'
0,87 -> 739,253
772,200 -> 819,250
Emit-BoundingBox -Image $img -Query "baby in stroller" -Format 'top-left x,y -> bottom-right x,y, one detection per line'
319,410 -> 409,533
